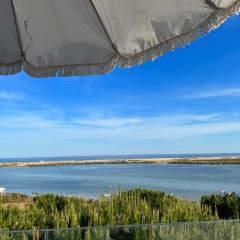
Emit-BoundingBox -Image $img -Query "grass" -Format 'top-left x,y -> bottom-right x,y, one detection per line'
1,189 -> 240,239
0,189 -> 219,231
1,221 -> 240,240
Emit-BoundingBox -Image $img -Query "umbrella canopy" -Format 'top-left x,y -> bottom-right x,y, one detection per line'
0,0 -> 239,78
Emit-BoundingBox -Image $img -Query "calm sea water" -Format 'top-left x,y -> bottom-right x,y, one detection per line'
1,163 -> 240,200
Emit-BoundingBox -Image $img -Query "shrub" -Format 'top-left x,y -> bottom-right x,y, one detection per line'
1,189 -> 218,231
201,192 -> 240,219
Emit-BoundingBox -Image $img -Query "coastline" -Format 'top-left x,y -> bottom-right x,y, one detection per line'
1,156 -> 240,168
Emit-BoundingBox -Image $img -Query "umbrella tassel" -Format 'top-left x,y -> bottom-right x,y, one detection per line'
118,0 -> 240,69
0,60 -> 22,76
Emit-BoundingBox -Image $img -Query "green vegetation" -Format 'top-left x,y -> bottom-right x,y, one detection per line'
1,190 -> 240,239
201,192 -> 240,219
0,189 -> 218,231
1,221 -> 240,240
0,193 -> 30,204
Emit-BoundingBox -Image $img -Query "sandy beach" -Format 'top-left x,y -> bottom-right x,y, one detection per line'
1,156 -> 240,168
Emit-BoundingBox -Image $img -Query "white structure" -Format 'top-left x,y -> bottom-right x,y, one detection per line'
103,193 -> 111,198
0,187 -> 6,193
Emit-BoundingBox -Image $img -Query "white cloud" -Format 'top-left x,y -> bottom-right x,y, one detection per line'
72,117 -> 141,128
1,112 -> 239,142
0,115 -> 59,129
147,113 -> 221,125
181,88 -> 240,99
0,91 -> 22,101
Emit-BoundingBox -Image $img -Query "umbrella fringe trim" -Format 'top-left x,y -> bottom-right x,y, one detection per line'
0,61 -> 22,76
23,56 -> 117,78
117,0 -> 240,68
0,1 -> 239,78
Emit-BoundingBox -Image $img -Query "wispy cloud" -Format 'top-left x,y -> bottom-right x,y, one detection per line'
1,111 -> 239,141
0,91 -> 23,101
147,113 -> 221,125
0,115 -> 59,129
181,87 -> 240,99
72,117 -> 141,128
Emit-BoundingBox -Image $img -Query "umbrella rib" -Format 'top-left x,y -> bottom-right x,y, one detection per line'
205,0 -> 219,9
88,0 -> 119,54
10,0 -> 25,61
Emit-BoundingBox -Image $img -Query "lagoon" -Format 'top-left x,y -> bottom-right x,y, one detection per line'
1,164 -> 240,200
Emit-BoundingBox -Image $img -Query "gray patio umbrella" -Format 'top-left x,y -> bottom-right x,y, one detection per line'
0,0 -> 239,78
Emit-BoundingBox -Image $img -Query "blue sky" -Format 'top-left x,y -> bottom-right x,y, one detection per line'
0,16 -> 240,158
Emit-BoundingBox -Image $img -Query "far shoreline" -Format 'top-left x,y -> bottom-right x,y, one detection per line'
1,156 -> 240,168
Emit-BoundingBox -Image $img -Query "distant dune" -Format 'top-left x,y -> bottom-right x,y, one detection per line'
1,156 -> 240,168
